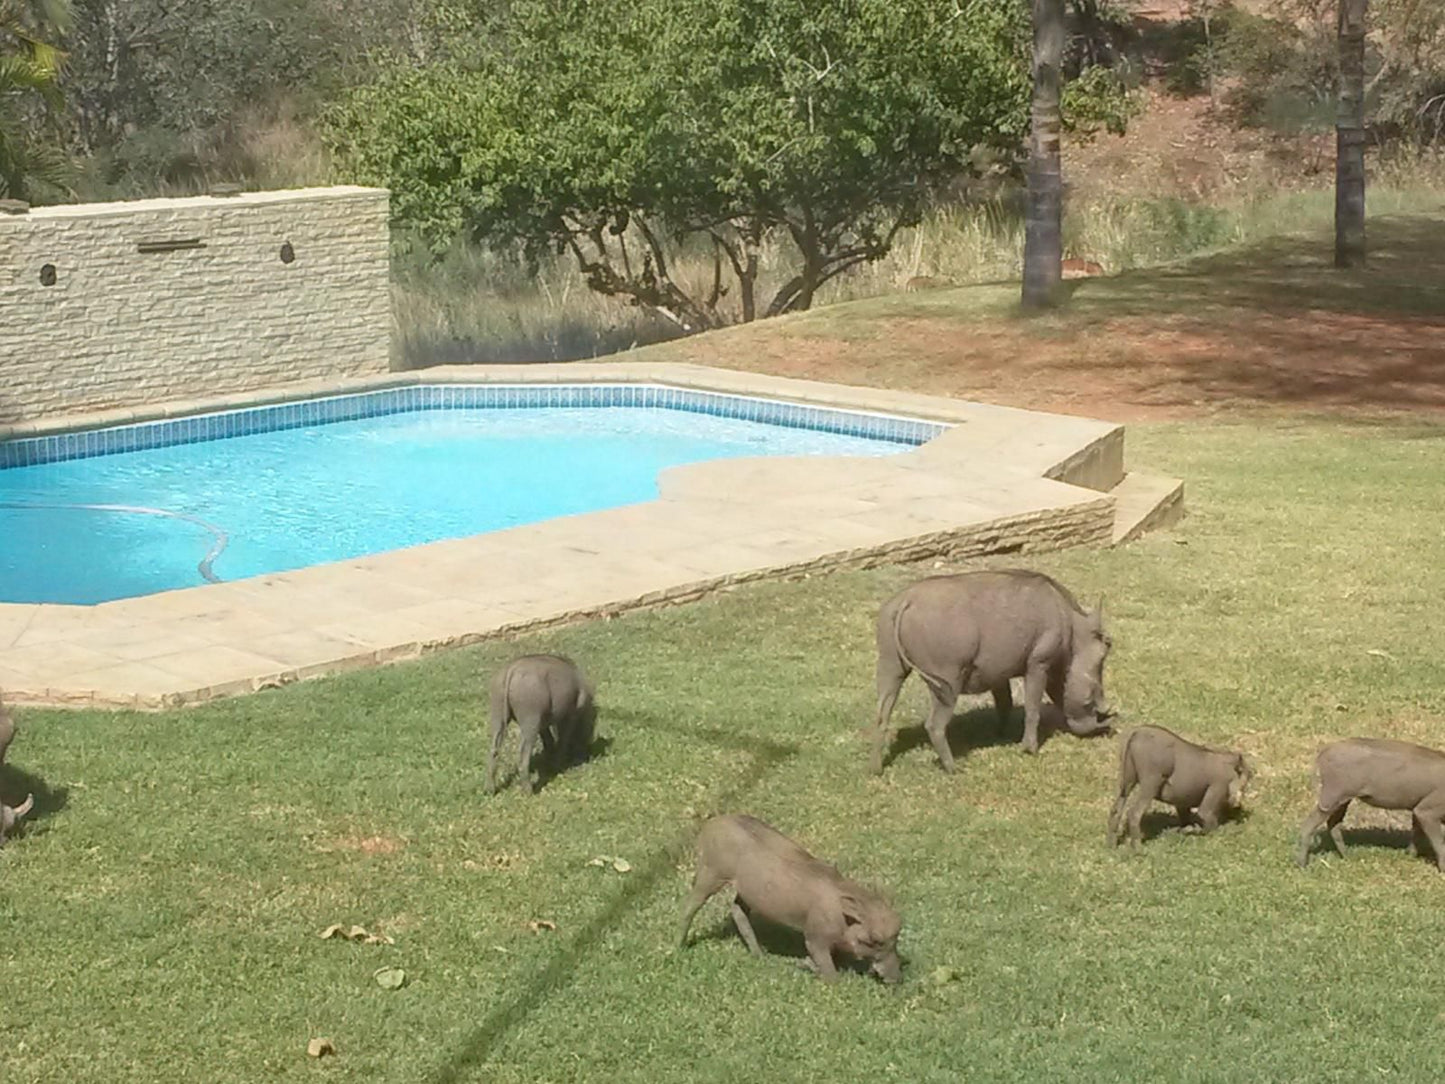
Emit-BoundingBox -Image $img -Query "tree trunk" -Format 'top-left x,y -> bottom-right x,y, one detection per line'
737,251 -> 757,323
1022,0 -> 1065,310
766,214 -> 823,317
1335,0 -> 1368,268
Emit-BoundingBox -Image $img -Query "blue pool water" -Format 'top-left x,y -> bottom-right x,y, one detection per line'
0,404 -> 916,605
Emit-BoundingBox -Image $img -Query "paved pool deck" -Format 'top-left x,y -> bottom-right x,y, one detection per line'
0,362 -> 1178,709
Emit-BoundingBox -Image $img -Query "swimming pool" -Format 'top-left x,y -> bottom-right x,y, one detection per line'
0,384 -> 944,605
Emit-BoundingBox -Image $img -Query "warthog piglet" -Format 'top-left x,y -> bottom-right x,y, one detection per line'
0,693 -> 14,766
0,793 -> 32,847
1107,725 -> 1252,848
678,814 -> 902,984
1298,738 -> 1445,870
0,694 -> 31,846
486,654 -> 596,795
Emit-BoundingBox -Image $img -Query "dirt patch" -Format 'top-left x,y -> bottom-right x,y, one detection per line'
676,307 -> 1445,421
665,214 -> 1445,422
1065,90 -> 1334,207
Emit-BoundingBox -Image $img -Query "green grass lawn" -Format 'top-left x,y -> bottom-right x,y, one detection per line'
6,418 -> 1445,1082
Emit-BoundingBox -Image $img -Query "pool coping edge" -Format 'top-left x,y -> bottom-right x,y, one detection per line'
0,362 -> 1153,711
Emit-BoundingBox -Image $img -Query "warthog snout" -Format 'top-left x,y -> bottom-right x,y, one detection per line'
871,952 -> 903,984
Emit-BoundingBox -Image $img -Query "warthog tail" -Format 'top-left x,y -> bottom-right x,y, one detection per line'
490,668 -> 513,735
1115,729 -> 1139,797
889,598 -> 955,707
1106,730 -> 1139,845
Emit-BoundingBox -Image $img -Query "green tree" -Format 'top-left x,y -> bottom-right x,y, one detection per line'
329,0 -> 1037,329
0,0 -> 70,199
1022,0 -> 1065,309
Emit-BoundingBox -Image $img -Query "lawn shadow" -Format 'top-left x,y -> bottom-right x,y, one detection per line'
691,915 -> 887,980
428,715 -> 800,1084
1340,826 -> 1410,851
1335,825 -> 1442,863
881,704 -> 1014,768
881,700 -> 1109,769
949,214 -> 1445,416
0,763 -> 69,837
529,733 -> 614,795
1132,803 -> 1251,843
689,907 -> 810,958
1063,216 -> 1445,324
1296,823 -> 1443,864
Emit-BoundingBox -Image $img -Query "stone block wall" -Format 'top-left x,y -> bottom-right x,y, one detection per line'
0,186 -> 391,423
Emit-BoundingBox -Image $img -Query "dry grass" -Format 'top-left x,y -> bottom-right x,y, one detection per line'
235,104 -> 334,191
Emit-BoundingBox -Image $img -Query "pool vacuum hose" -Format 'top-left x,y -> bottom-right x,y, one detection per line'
0,500 -> 229,584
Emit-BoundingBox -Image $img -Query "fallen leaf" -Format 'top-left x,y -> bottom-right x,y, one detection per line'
306,1038 -> 336,1058
1366,649 -> 1396,660
612,858 -> 633,873
466,851 -> 522,872
930,966 -> 961,987
373,967 -> 406,990
587,856 -> 608,868
528,919 -> 558,933
319,923 -> 393,945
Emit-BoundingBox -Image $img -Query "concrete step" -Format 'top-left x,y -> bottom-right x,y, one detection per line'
1110,470 -> 1185,545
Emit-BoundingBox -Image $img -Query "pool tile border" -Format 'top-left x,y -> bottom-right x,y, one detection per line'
0,361 -> 1172,710
0,384 -> 945,470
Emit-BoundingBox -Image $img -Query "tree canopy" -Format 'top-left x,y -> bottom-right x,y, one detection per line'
327,0 -> 1064,326
0,0 -> 71,199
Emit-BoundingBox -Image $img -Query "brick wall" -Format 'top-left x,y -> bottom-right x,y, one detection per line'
0,186 -> 392,423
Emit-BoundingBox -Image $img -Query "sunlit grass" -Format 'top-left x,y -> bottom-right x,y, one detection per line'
5,419 -> 1445,1081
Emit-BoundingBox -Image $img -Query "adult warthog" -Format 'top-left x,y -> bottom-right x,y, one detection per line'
871,570 -> 1115,774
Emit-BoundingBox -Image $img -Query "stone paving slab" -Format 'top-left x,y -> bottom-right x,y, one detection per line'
0,362 -> 1164,709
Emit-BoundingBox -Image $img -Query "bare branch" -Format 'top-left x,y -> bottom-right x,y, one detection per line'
707,227 -> 745,279
798,45 -> 836,83
618,229 -> 633,280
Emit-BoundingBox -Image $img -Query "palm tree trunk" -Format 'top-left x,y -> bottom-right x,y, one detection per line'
1334,0 -> 1368,268
1022,0 -> 1065,309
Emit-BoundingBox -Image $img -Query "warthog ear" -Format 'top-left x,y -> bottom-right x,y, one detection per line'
840,895 -> 865,926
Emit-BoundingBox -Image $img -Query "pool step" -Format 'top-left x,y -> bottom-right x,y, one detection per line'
1110,470 -> 1185,545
